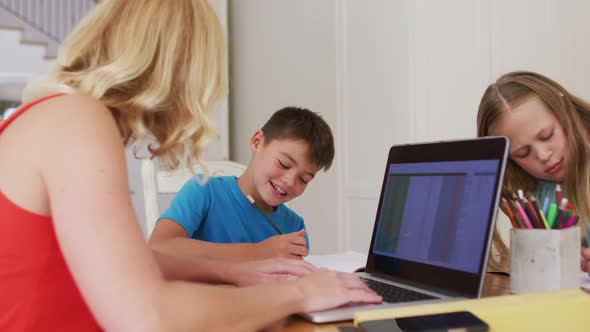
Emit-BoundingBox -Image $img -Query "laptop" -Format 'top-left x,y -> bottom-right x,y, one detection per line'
302,137 -> 509,323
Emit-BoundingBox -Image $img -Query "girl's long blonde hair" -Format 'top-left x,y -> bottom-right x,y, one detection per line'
477,71 -> 590,269
24,0 -> 226,170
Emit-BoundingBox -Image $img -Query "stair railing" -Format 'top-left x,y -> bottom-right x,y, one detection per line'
0,0 -> 95,55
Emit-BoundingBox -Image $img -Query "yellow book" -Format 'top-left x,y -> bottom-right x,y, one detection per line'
354,289 -> 590,331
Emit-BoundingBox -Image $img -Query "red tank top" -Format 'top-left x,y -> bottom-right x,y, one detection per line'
0,94 -> 102,331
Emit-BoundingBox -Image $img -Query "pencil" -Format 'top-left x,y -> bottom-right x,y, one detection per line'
555,184 -> 562,206
501,198 -> 519,228
523,198 -> 542,229
513,199 -> 533,229
247,195 -> 283,234
553,209 -> 564,229
554,198 -> 569,228
517,189 -> 526,205
547,203 -> 558,228
563,213 -> 577,229
510,200 -> 526,228
556,210 -> 571,229
559,198 -> 569,210
529,195 -> 549,229
541,196 -> 550,216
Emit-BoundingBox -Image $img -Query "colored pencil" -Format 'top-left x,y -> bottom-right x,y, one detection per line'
246,195 -> 283,234
524,198 -> 542,228
556,210 -> 571,229
501,198 -> 519,228
547,203 -> 558,228
530,195 -> 549,229
541,196 -> 550,216
563,213 -> 577,229
514,199 -> 533,229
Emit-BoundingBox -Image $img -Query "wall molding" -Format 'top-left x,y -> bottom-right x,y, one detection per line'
0,73 -> 31,83
334,0 -> 348,252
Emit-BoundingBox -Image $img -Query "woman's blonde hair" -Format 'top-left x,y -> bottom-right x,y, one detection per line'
477,71 -> 590,268
24,0 -> 226,170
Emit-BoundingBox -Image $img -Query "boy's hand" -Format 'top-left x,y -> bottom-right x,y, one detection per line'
227,258 -> 317,286
255,230 -> 308,259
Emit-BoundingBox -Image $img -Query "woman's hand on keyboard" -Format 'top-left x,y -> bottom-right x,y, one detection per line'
228,258 -> 317,286
293,269 -> 382,313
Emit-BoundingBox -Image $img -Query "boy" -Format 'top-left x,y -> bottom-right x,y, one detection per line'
149,107 -> 335,263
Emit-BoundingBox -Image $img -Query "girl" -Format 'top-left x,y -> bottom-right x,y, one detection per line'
476,70 -> 590,276
0,1 -> 380,330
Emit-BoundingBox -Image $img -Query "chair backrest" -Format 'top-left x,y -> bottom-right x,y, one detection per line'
141,158 -> 247,237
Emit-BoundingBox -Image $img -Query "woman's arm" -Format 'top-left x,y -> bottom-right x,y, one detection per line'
150,219 -> 309,261
37,95 -> 380,331
153,250 -> 317,286
158,269 -> 378,331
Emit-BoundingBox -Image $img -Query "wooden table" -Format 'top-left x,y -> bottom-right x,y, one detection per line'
279,272 -> 510,332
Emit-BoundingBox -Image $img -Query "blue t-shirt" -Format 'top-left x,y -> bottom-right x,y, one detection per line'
159,176 -> 309,246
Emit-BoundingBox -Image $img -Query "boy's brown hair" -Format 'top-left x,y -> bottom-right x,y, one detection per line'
261,107 -> 335,171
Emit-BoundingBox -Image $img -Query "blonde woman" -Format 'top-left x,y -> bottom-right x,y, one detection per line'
476,70 -> 590,276
0,1 -> 380,330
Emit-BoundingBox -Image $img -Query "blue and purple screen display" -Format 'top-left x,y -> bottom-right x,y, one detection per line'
372,160 -> 498,274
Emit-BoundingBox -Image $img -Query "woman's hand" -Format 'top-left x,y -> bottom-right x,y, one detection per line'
293,269 -> 382,313
227,258 -> 317,286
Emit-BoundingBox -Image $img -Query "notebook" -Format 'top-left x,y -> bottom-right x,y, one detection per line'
301,137 -> 509,323
354,289 -> 590,331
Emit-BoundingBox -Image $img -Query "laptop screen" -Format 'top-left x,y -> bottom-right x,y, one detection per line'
366,137 -> 508,298
372,160 -> 498,274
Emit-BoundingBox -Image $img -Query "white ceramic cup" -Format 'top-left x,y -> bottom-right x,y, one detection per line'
510,227 -> 580,294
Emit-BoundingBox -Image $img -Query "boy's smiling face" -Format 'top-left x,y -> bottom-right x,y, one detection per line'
241,131 -> 320,212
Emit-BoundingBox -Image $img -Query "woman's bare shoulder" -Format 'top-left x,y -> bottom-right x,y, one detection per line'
35,93 -> 112,121
25,93 -> 120,140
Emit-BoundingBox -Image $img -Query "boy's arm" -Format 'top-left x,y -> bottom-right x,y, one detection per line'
149,218 -> 261,262
149,219 -> 309,267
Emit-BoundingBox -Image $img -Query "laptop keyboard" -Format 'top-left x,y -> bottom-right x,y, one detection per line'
360,277 -> 438,303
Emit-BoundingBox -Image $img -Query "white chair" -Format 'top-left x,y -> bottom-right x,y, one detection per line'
141,158 -> 247,237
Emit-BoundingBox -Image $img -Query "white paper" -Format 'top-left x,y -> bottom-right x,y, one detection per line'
304,251 -> 366,273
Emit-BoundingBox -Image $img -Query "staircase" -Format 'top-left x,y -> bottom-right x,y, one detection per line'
0,0 -> 95,58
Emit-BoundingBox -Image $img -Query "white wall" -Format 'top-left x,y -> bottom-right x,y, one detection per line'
0,29 -> 54,100
229,0 -> 342,252
229,0 -> 590,254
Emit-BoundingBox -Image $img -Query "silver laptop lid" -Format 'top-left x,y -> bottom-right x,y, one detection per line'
365,137 -> 509,298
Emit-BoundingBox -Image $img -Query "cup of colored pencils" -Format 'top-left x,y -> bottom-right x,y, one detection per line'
503,187 -> 582,294
499,188 -> 578,230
